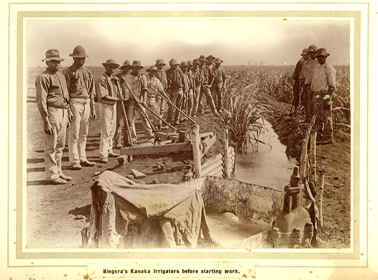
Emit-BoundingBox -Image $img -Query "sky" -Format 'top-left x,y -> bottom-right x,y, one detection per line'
26,18 -> 350,67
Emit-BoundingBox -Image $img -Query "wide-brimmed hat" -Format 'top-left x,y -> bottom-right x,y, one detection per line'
131,60 -> 143,69
214,57 -> 223,64
193,59 -> 200,65
187,60 -> 193,66
307,44 -> 318,53
155,59 -> 166,66
316,48 -> 330,57
146,66 -> 158,72
206,55 -> 216,61
300,48 -> 308,56
169,58 -> 179,65
69,45 -> 88,58
199,55 -> 206,62
119,60 -> 131,70
180,61 -> 188,68
42,49 -> 64,62
102,59 -> 120,68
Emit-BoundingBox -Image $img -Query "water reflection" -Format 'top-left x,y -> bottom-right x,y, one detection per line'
232,120 -> 296,191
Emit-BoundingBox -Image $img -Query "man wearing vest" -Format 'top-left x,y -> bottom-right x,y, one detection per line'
166,58 -> 185,125
191,59 -> 204,117
122,60 -> 153,142
146,66 -> 167,128
311,48 -> 336,145
211,57 -> 227,112
115,60 -> 132,148
303,44 -> 319,121
63,46 -> 96,170
35,49 -> 72,184
96,59 -> 121,163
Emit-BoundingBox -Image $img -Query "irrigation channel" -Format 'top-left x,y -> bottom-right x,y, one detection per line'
201,119 -> 294,248
232,119 -> 296,191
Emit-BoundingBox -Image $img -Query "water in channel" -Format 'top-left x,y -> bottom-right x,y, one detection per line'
231,119 -> 296,191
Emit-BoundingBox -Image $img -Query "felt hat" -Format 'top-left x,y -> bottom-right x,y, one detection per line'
214,57 -> 223,63
119,60 -> 131,70
169,58 -> 180,65
42,49 -> 64,62
300,48 -> 308,56
307,45 -> 318,53
102,59 -> 120,68
206,55 -> 216,61
316,48 -> 330,57
69,45 -> 89,58
180,61 -> 188,67
131,60 -> 143,68
146,65 -> 158,72
192,59 -> 200,65
155,59 -> 166,66
199,55 -> 206,62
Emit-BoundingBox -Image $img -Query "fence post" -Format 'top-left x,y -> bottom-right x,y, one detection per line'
223,128 -> 230,179
192,124 -> 202,178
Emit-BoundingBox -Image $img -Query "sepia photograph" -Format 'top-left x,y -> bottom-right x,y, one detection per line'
26,17 -> 351,250
1,1 -> 376,280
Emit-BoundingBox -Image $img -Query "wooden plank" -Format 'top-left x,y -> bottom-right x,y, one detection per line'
201,134 -> 216,158
213,170 -> 223,177
207,165 -> 223,177
201,154 -> 222,170
202,160 -> 222,177
120,141 -> 192,156
192,124 -> 202,178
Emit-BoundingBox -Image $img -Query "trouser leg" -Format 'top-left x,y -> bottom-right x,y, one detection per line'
115,102 -> 125,147
192,86 -> 201,116
323,99 -> 333,139
173,90 -> 183,123
306,87 -> 314,120
127,101 -> 137,142
68,99 -> 83,165
136,106 -> 153,138
187,89 -> 193,116
78,99 -> 90,162
203,86 -> 217,114
99,103 -> 114,159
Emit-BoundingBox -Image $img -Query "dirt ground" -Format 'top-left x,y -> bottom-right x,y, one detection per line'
26,75 -> 350,249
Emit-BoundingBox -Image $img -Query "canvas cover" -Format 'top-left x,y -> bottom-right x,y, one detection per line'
86,171 -> 212,248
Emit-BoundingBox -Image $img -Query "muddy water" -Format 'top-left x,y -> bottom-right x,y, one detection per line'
232,119 -> 296,191
206,212 -> 270,249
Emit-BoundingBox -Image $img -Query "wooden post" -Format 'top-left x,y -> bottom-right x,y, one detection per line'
223,128 -> 230,179
319,173 -> 325,227
299,115 -> 316,182
309,131 -> 317,183
192,124 -> 202,178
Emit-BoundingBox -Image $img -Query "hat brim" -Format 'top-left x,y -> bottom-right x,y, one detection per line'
69,54 -> 89,58
155,63 -> 166,66
131,66 -> 143,69
316,54 -> 330,57
146,69 -> 157,72
102,63 -> 120,68
43,57 -> 64,62
119,65 -> 131,70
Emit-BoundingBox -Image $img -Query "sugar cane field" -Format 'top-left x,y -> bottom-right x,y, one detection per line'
26,65 -> 351,249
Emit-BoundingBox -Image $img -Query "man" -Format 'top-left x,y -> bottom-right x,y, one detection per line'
62,46 -> 96,170
198,55 -> 219,116
179,61 -> 192,120
146,66 -> 167,128
191,59 -> 204,117
291,48 -> 308,115
299,49 -> 309,111
115,60 -> 132,148
122,60 -> 154,141
155,59 -> 168,129
166,58 -> 185,125
311,48 -> 336,145
35,49 -> 72,184
303,45 -> 319,121
211,58 -> 227,112
96,59 -> 121,163
187,60 -> 193,73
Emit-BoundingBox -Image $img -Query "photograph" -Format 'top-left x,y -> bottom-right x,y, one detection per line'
1,1 -> 376,280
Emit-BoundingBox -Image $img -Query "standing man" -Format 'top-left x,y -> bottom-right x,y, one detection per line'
311,48 -> 336,144
155,59 -> 168,129
115,60 -> 132,148
191,59 -> 204,117
211,58 -> 227,112
35,49 -> 72,184
146,66 -> 167,128
303,45 -> 319,121
299,49 -> 309,112
96,59 -> 121,163
291,48 -> 308,116
196,55 -> 207,115
166,58 -> 185,125
179,61 -> 192,121
63,45 -> 96,170
200,55 -> 219,116
123,60 -> 154,141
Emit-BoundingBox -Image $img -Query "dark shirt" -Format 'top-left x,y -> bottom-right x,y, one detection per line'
62,64 -> 95,99
166,67 -> 185,92
156,70 -> 168,91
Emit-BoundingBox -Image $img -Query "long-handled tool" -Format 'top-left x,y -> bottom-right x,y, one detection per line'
116,91 -> 133,161
123,83 -> 157,133
148,86 -> 196,124
139,101 -> 177,131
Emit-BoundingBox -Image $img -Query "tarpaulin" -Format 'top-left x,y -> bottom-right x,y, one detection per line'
86,171 -> 212,249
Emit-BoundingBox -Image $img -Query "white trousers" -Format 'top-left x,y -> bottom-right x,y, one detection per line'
44,107 -> 68,180
69,98 -> 90,165
99,103 -> 116,159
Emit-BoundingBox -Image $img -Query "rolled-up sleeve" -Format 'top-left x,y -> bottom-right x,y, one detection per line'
35,75 -> 49,121
326,65 -> 336,88
96,76 -> 109,99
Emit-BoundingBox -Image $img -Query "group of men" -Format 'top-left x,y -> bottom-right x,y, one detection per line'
35,46 -> 227,184
292,44 -> 336,145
